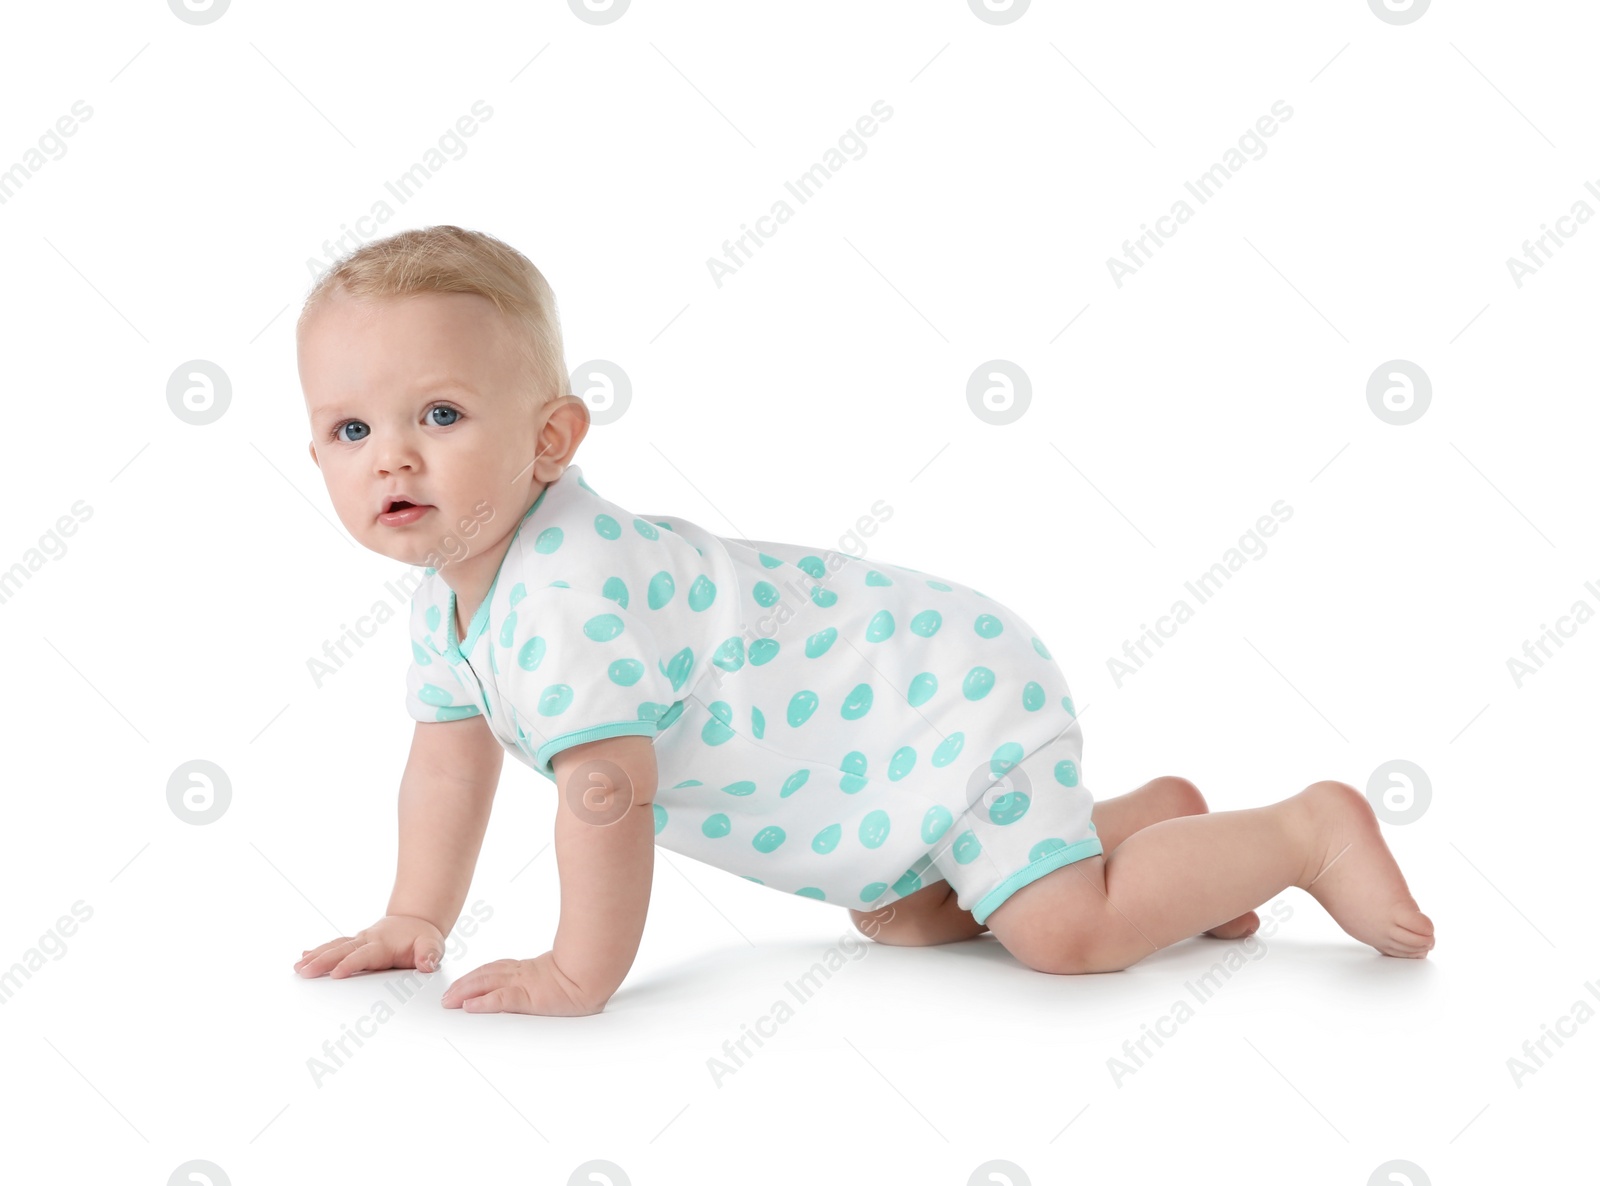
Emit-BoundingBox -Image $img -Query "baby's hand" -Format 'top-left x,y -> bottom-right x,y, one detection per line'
441,952 -> 604,1016
294,915 -> 445,979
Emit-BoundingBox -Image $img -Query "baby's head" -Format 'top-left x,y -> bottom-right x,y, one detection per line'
297,224 -> 588,571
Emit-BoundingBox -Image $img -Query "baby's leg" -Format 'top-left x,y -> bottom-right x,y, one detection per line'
984,781 -> 1435,973
852,774 -> 1256,947
1090,776 -> 1259,939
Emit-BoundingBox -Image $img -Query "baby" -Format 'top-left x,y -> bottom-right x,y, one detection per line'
293,225 -> 1434,1015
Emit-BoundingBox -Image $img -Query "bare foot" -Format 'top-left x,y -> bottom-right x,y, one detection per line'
1293,781 -> 1436,958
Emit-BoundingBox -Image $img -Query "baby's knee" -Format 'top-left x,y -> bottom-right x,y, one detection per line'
996,901 -> 1137,975
1150,774 -> 1207,818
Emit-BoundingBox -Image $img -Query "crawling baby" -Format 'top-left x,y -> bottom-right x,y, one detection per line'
293,225 -> 1434,1015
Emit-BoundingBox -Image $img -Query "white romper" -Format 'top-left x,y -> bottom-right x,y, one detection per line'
404,464 -> 1100,924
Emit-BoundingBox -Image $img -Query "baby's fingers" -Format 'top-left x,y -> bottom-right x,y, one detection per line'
328,941 -> 397,979
295,937 -> 359,977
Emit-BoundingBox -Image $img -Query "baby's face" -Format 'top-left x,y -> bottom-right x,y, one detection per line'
298,288 -> 554,570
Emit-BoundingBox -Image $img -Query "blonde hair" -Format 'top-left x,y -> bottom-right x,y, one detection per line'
298,225 -> 568,411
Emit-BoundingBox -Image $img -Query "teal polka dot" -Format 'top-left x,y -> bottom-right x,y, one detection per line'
534,526 -> 564,554
601,576 -> 629,609
749,639 -> 780,665
702,813 -> 731,838
538,684 -> 573,716
433,705 -> 477,722
908,672 -> 938,707
865,610 -> 895,642
991,742 -> 1024,778
1023,681 -> 1045,711
887,746 -> 916,781
517,637 -> 546,671
840,683 -> 874,720
798,555 -> 826,579
952,830 -> 982,864
722,780 -> 756,796
1029,837 -> 1068,862
632,518 -> 659,540
787,690 -> 819,727
921,805 -> 954,844
594,513 -> 621,540
926,580 -> 953,592
752,826 -> 786,853
865,570 -> 893,586
805,627 -> 837,658
795,887 -> 826,900
1054,759 -> 1080,787
583,613 -> 625,642
840,750 -> 868,794
655,701 -> 685,729
931,732 -> 965,767
662,647 -> 695,691
1061,696 -> 1076,716
425,604 -> 440,632
860,882 -> 889,903
963,666 -> 996,700
1032,636 -> 1052,659
647,571 -> 675,609
417,683 -> 455,707
712,636 -> 745,672
498,613 -> 518,648
641,701 -> 671,724
989,792 -> 1031,826
810,586 -> 838,608
892,868 -> 923,896
974,614 -> 1004,638
702,702 -> 736,745
688,575 -> 718,611
509,582 -> 526,606
608,658 -> 644,686
909,610 -> 942,637
859,810 -> 891,848
751,581 -> 779,608
411,641 -> 432,666
781,769 -> 810,797
655,520 -> 673,532
751,706 -> 765,739
758,552 -> 783,569
652,804 -> 667,835
812,823 -> 842,854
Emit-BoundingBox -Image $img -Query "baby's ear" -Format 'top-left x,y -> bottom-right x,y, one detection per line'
306,440 -> 318,468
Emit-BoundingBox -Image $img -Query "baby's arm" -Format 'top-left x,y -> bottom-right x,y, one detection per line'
295,715 -> 503,979
441,733 -> 658,1015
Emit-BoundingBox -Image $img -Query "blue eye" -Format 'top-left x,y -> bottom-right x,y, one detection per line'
334,420 -> 370,443
429,406 -> 461,427
330,404 -> 460,443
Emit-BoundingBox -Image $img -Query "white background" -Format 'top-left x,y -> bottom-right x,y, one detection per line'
2,0 -> 1595,1182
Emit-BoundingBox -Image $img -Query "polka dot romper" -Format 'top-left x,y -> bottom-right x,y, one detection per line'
405,464 -> 1101,924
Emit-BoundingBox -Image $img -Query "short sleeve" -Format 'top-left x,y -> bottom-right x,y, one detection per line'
501,584 -> 695,777
403,580 -> 482,723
